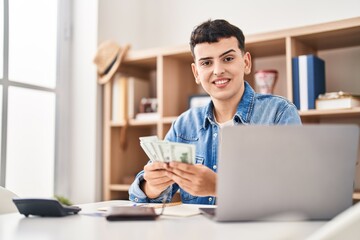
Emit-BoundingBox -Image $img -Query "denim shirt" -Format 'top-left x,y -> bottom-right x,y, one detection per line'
129,81 -> 301,205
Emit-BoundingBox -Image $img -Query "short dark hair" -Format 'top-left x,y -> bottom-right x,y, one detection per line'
189,19 -> 245,57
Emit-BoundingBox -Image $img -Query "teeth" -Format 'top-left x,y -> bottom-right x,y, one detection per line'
214,79 -> 229,85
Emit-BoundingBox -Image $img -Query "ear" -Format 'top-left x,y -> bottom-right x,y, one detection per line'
243,52 -> 252,75
191,63 -> 201,84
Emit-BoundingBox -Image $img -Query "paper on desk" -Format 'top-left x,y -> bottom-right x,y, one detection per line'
155,204 -> 201,217
97,202 -> 136,212
97,202 -> 205,217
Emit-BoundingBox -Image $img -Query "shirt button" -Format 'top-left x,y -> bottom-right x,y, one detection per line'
213,133 -> 217,138
134,197 -> 139,202
208,197 -> 212,202
213,165 -> 217,170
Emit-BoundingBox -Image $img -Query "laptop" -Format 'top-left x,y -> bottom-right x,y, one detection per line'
200,125 -> 359,222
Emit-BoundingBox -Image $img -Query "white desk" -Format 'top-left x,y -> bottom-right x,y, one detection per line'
0,201 -> 326,240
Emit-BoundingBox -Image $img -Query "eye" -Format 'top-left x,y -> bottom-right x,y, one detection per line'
200,60 -> 212,67
224,56 -> 234,62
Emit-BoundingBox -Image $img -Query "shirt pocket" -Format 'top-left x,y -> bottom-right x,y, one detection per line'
177,135 -> 199,144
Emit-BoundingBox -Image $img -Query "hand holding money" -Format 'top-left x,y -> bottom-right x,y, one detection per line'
139,136 -> 195,164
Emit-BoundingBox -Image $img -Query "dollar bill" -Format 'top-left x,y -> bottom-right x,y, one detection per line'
139,136 -> 159,143
139,135 -> 195,164
151,141 -> 166,162
156,141 -> 171,163
140,142 -> 156,162
169,142 -> 195,164
139,136 -> 159,162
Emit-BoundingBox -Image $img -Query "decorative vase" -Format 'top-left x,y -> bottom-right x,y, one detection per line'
254,70 -> 278,94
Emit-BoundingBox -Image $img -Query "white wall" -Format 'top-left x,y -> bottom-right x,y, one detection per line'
69,0 -> 360,203
70,0 -> 101,204
98,0 -> 360,49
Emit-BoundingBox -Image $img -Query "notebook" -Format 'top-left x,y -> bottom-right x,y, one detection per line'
200,125 -> 359,222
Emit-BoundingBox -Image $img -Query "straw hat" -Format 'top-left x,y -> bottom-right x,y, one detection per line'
93,41 -> 130,85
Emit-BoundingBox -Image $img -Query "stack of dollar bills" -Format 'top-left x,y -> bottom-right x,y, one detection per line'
139,136 -> 195,164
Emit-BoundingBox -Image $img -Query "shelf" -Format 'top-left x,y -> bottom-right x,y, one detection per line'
110,119 -> 159,127
247,38 -> 286,58
247,17 -> 360,49
162,116 -> 178,124
110,108 -> 360,126
110,121 -> 126,127
102,17 -> 360,201
122,44 -> 191,67
109,184 -> 130,192
299,108 -> 360,118
129,119 -> 158,126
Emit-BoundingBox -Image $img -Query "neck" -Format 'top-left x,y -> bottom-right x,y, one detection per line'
212,82 -> 245,123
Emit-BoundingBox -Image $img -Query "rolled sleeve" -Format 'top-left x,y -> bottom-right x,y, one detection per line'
128,172 -> 148,203
128,171 -> 173,203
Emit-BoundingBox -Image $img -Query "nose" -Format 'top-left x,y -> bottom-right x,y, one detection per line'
213,62 -> 225,76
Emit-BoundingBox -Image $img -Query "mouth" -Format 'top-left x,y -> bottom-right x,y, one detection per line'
213,78 -> 230,86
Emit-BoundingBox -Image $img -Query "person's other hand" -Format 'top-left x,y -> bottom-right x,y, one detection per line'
142,162 -> 174,199
165,162 -> 217,196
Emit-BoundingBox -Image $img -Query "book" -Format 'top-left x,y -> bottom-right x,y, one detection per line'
112,75 -> 151,122
315,92 -> 360,110
292,55 -> 326,110
112,74 -> 128,122
127,77 -> 150,119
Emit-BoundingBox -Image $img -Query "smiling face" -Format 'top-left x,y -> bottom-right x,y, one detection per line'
191,37 -> 251,106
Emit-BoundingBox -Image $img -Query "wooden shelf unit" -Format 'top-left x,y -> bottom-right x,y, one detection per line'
102,17 -> 360,201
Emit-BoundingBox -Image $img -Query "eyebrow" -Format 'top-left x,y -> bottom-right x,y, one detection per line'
198,49 -> 236,62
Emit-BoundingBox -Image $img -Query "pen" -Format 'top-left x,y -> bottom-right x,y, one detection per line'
132,203 -> 145,207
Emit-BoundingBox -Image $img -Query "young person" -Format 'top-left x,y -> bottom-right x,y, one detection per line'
129,19 -> 301,205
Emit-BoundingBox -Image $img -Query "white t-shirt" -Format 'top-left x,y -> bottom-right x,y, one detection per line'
217,119 -> 234,128
214,115 -> 234,146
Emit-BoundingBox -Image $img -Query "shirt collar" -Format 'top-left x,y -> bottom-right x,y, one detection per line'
203,81 -> 255,128
234,81 -> 255,124
203,102 -> 216,129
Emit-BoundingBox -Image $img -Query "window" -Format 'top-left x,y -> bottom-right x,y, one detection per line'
0,0 -> 66,198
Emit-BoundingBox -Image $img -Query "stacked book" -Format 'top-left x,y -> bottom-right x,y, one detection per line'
315,91 -> 360,110
292,54 -> 326,110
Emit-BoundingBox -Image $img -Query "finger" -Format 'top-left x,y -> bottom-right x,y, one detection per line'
144,169 -> 168,180
166,170 -> 192,187
145,174 -> 173,185
145,178 -> 175,192
145,162 -> 167,171
168,162 -> 194,173
166,167 -> 194,182
167,172 -> 191,191
142,179 -> 174,198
